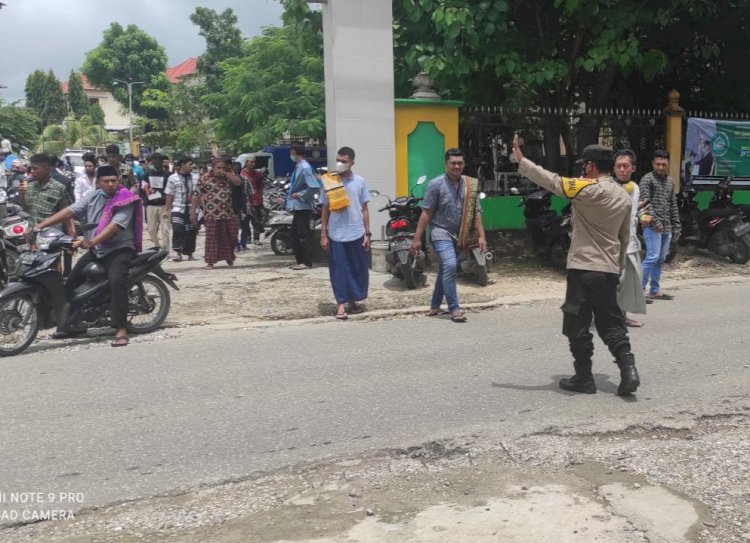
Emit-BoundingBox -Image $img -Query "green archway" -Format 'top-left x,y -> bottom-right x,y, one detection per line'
407,121 -> 445,196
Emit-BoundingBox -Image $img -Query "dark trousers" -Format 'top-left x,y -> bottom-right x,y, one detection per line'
66,248 -> 136,329
291,210 -> 313,266
239,214 -> 251,248
171,212 -> 197,256
250,204 -> 265,242
561,269 -> 631,373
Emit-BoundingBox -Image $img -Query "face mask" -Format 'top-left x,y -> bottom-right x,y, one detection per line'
125,160 -> 133,166
290,154 -> 296,161
336,161 -> 350,173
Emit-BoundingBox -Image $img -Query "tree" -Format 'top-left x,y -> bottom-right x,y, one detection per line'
206,1 -> 324,149
82,22 -> 171,115
67,70 -> 91,118
140,83 -> 213,152
90,102 -> 106,126
37,116 -> 108,155
189,7 -> 244,94
24,70 -> 66,127
0,100 -> 39,150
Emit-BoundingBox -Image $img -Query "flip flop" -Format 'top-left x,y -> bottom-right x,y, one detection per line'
111,335 -> 129,347
428,308 -> 449,316
335,311 -> 348,320
450,310 -> 467,323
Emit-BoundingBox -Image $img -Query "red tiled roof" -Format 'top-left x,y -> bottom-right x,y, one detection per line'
166,57 -> 198,83
61,74 -> 97,94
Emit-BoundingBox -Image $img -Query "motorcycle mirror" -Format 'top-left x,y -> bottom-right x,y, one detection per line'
369,190 -> 381,198
509,187 -> 520,195
416,175 -> 427,186
479,192 -> 487,200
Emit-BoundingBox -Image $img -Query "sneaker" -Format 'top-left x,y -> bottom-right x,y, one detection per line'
290,263 -> 312,270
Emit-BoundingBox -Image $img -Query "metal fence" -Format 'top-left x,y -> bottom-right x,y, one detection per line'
460,105 -> 665,195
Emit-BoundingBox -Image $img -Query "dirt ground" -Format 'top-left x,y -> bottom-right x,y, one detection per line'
160,231 -> 750,326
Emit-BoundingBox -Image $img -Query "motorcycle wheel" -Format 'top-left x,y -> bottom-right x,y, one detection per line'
549,241 -> 567,271
5,247 -> 18,278
729,240 -> 750,264
403,256 -> 417,289
126,275 -> 171,335
270,230 -> 294,256
475,264 -> 488,286
0,294 -> 39,357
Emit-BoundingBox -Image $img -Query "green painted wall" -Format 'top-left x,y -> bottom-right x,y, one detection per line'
481,191 -> 750,231
407,122 -> 444,196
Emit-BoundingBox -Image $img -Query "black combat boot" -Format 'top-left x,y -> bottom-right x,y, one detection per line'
559,361 -> 597,394
615,352 -> 640,395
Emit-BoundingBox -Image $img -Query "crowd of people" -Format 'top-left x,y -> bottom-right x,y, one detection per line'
1,135 -> 682,389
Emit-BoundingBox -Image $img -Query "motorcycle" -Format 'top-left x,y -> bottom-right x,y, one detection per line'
265,203 -> 323,257
0,227 -> 179,357
676,178 -> 750,264
0,186 -> 32,285
515,188 -> 572,270
371,176 -> 428,289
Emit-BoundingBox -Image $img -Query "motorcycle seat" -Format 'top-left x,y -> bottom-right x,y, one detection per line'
131,247 -> 166,267
700,207 -> 738,219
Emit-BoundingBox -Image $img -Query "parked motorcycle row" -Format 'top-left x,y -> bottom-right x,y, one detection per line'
516,175 -> 750,270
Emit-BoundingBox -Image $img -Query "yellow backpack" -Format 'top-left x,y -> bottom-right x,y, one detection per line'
320,172 -> 350,212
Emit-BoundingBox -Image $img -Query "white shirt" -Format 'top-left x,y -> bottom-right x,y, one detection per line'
74,173 -> 97,202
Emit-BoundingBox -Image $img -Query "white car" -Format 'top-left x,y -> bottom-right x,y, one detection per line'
62,150 -> 87,175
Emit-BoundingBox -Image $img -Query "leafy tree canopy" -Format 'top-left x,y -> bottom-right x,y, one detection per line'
141,83 -> 213,152
0,100 -> 39,150
24,70 -> 66,127
66,70 -> 91,119
82,22 -> 171,115
206,1 -> 324,150
190,7 -> 245,94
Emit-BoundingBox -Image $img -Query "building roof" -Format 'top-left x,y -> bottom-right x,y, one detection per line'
61,74 -> 97,94
166,57 -> 199,84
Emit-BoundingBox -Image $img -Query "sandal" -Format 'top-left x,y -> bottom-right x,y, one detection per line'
428,308 -> 449,316
450,310 -> 467,323
111,335 -> 129,347
335,311 -> 348,320
648,293 -> 674,300
204,264 -> 214,270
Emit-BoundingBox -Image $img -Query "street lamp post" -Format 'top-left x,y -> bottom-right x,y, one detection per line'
113,79 -> 144,155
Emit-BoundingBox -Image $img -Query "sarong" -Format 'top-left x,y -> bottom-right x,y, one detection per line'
329,237 -> 369,304
204,218 -> 239,264
618,251 -> 647,314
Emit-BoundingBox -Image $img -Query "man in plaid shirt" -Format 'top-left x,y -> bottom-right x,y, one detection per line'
18,153 -> 75,232
639,150 -> 681,300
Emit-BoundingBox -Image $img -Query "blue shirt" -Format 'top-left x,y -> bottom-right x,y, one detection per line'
422,174 -> 481,242
285,159 -> 320,211
320,173 -> 369,242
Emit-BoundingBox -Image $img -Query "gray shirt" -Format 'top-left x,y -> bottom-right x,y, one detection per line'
68,190 -> 136,258
422,174 -> 481,242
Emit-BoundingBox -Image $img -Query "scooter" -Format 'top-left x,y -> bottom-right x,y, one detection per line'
0,186 -> 32,285
0,227 -> 179,357
676,179 -> 750,264
371,176 -> 428,289
265,205 -> 323,256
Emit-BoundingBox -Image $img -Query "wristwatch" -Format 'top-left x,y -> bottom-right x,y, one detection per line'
365,232 -> 372,237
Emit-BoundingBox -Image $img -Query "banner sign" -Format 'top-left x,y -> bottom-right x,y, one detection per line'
685,118 -> 750,177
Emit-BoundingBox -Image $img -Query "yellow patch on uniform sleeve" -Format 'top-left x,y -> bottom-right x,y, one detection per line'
621,181 -> 636,195
561,177 -> 598,199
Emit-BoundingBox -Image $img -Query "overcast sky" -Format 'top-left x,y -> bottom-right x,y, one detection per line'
0,0 -> 284,102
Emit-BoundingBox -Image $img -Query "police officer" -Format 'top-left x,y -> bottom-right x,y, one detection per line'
512,135 -> 640,396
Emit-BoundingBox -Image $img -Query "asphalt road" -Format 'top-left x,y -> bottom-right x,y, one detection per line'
1,278 -> 748,520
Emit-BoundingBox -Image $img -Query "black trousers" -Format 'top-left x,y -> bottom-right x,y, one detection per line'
239,213 -> 252,247
561,269 -> 631,372
291,210 -> 313,266
250,204 -> 265,242
171,212 -> 197,256
66,248 -> 136,329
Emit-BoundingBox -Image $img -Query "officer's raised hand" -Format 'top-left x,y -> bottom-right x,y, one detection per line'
512,133 -> 524,163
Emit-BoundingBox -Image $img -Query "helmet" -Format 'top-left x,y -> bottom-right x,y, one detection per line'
1,139 -> 12,154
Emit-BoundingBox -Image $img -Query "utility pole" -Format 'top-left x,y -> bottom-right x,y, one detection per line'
113,79 -> 144,155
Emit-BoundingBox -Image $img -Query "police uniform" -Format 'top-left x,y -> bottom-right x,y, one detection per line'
518,145 -> 640,395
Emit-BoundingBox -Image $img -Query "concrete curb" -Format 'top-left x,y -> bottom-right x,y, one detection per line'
172,274 -> 750,332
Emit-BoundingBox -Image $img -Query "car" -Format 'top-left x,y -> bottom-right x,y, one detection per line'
62,149 -> 87,175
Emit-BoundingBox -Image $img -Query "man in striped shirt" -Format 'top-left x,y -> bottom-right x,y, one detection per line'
639,150 -> 681,300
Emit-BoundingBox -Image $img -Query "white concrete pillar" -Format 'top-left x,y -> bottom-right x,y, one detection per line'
321,0 -> 397,240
